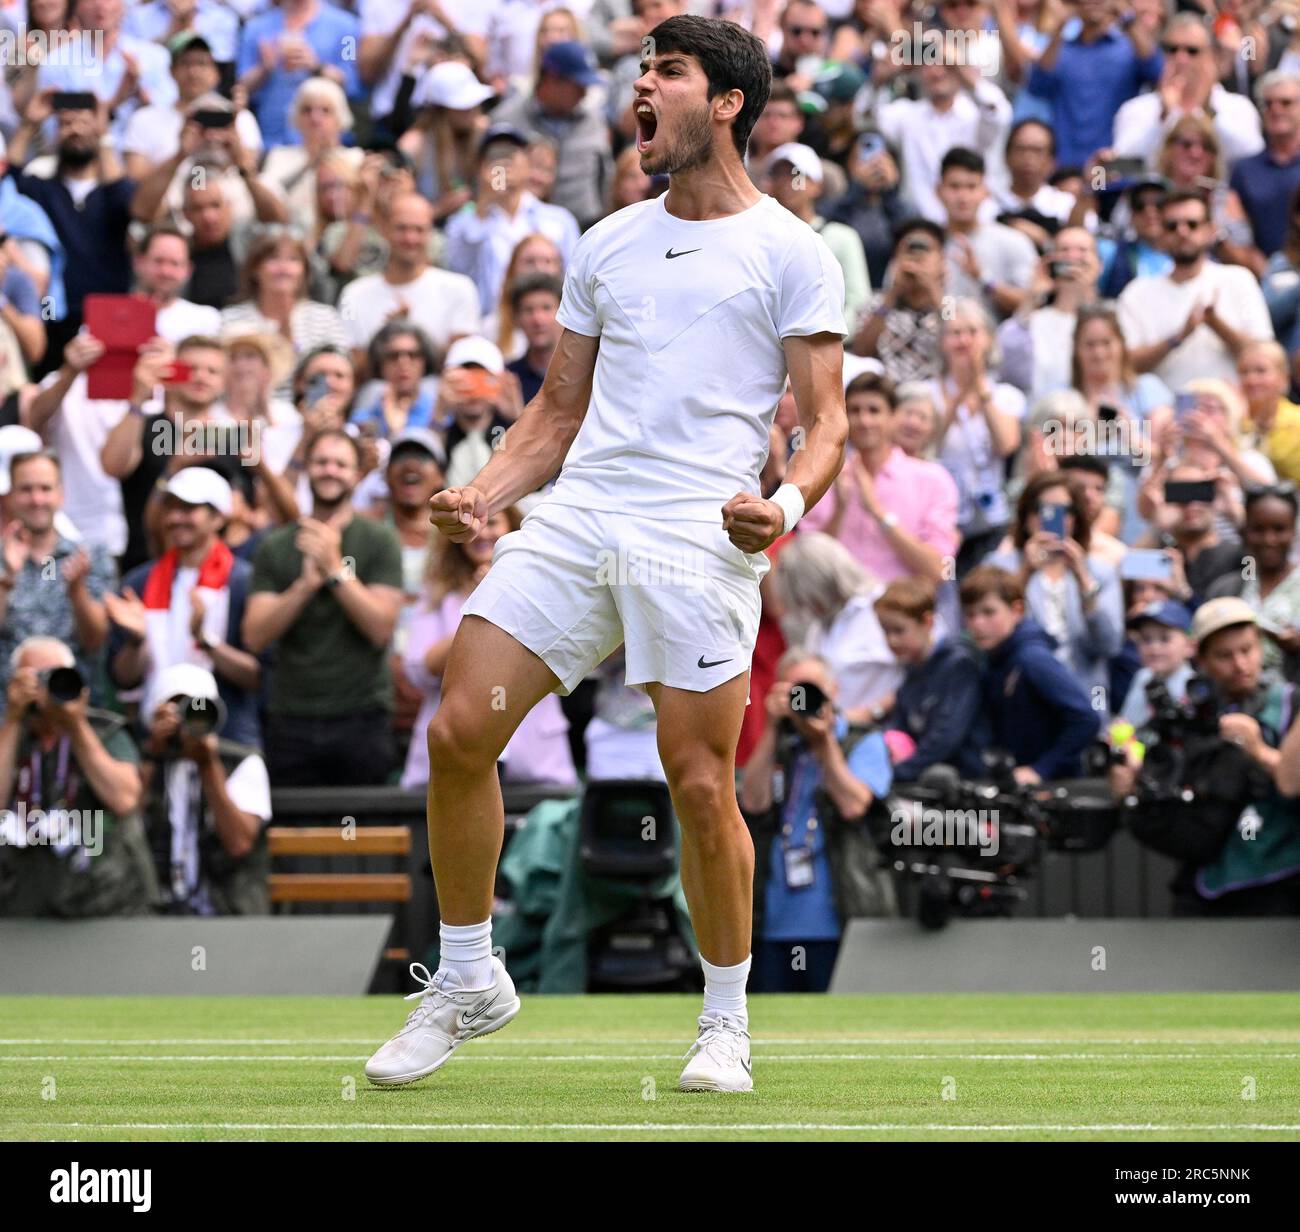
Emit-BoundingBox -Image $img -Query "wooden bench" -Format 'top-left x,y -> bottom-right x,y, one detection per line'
267,826 -> 412,961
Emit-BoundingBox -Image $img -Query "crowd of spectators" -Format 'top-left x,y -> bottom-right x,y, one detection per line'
0,0 -> 1298,953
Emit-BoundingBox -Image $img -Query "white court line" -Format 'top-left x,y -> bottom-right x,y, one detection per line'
7,1121 -> 1300,1134
3,1037 -> 1296,1046
2,1052 -> 1298,1063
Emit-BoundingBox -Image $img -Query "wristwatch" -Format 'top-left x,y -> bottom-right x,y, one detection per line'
325,568 -> 346,589
879,511 -> 900,530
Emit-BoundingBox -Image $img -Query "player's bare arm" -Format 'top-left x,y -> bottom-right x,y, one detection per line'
428,329 -> 599,543
721,331 -> 848,553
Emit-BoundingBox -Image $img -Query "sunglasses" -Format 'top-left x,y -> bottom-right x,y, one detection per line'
1162,43 -> 1204,56
1163,217 -> 1205,232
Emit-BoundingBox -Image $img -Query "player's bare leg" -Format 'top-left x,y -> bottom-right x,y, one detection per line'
647,675 -> 756,1092
365,614 -> 561,1086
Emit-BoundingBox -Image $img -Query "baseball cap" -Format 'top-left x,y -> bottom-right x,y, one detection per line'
1126,600 -> 1193,633
170,32 -> 214,61
0,424 -> 44,496
539,41 -> 602,87
1190,596 -> 1258,647
165,467 -> 233,516
413,61 -> 496,111
149,661 -> 227,731
390,427 -> 447,466
444,336 -> 505,375
766,142 -> 823,184
813,61 -> 866,105
478,122 -> 530,155
1126,174 -> 1169,201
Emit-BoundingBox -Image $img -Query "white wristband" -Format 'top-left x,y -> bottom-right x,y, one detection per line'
770,483 -> 805,535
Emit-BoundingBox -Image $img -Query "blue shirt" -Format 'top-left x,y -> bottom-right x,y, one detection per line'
236,4 -> 361,147
349,390 -> 438,438
1027,26 -> 1162,168
1230,147 -> 1300,258
763,717 -> 892,942
39,34 -> 177,143
124,2 -> 242,63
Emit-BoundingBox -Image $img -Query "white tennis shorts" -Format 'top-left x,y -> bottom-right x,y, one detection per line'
461,501 -> 769,694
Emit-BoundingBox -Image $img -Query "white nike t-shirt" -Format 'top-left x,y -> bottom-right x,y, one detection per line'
552,194 -> 847,523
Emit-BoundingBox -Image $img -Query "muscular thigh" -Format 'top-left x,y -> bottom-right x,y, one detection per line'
648,672 -> 750,775
436,615 -> 565,756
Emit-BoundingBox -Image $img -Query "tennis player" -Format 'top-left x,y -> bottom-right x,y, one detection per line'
366,14 -> 847,1093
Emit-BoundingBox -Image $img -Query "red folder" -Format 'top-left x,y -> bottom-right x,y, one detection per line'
83,294 -> 157,400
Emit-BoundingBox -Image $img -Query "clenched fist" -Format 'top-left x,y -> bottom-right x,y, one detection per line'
722,491 -> 784,553
429,486 -> 488,543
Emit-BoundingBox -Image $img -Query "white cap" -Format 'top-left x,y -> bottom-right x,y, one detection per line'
443,335 -> 505,375
412,61 -> 496,111
165,467 -> 233,516
0,424 -> 45,495
149,662 -> 227,729
766,142 -> 824,184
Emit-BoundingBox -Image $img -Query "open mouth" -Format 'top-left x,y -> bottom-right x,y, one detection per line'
635,102 -> 658,153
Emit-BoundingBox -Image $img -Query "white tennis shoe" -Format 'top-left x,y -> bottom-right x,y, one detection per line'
678,1010 -> 753,1093
364,958 -> 520,1086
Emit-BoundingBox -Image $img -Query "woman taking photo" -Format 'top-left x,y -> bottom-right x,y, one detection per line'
928,298 -> 1025,574
986,470 -> 1125,701
400,509 -> 577,790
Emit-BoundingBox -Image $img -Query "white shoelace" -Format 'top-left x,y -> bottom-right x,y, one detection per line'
398,962 -> 459,1033
683,1011 -> 747,1066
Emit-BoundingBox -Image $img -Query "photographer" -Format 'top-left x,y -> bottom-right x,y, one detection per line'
0,635 -> 152,917
139,663 -> 270,915
740,650 -> 895,993
1124,598 -> 1300,916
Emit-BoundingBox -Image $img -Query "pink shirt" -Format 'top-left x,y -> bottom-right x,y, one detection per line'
801,447 -> 959,581
400,591 -> 577,790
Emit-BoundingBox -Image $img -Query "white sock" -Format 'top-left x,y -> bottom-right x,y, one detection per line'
701,954 -> 751,1029
439,920 -> 494,988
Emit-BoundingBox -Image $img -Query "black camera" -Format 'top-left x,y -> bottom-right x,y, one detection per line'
167,695 -> 221,750
1145,673 -> 1220,739
788,679 -> 829,717
38,665 -> 84,705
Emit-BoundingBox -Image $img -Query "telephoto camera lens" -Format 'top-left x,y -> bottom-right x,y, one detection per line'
41,665 -> 84,704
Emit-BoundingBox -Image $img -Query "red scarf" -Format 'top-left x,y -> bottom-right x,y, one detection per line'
141,539 -> 235,610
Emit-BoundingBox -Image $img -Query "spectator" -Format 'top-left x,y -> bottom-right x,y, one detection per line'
220,229 -> 348,382
873,63 -> 1012,224
740,646 -> 894,993
852,218 -> 948,384
0,451 -> 113,702
1140,459 -> 1243,601
243,428 -> 404,786
938,147 -> 1037,318
771,532 -> 901,716
106,467 -> 262,747
1117,189 -> 1272,388
260,77 -> 362,237
801,371 -> 958,585
352,320 -> 440,441
505,272 -> 563,404
485,231 -> 564,359
995,119 -> 1075,226
1206,485 -> 1300,680
236,0 -> 362,149
183,179 -> 249,311
1096,176 -> 1174,299
1260,186 -> 1300,359
445,123 -> 579,315
960,564 -> 1101,782
133,224 -> 222,344
138,662 -> 271,915
121,34 -> 263,181
0,230 -> 46,379
606,144 -> 655,215
928,297 -> 1025,573
874,576 -> 987,781
1177,598 -> 1300,915
986,469 -> 1125,701
747,79 -> 806,172
765,142 -> 871,328
820,129 -> 909,291
1025,0 -> 1162,169
0,158 -> 66,322
1058,454 -> 1127,568
0,635 -> 149,917
338,193 -> 481,367
100,334 -> 234,571
124,3 -> 240,67
771,0 -> 831,91
490,40 -> 613,230
1112,13 -> 1262,171
892,380 -> 940,457
400,505 -> 577,791
1230,71 -> 1300,263
438,335 -> 523,488
1238,340 -> 1300,485
1115,598 -> 1195,728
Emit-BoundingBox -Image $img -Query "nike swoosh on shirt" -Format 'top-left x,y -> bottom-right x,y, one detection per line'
665,247 -> 702,259
697,655 -> 731,669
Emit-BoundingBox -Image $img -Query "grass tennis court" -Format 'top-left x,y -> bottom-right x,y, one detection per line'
2,993 -> 1297,1142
